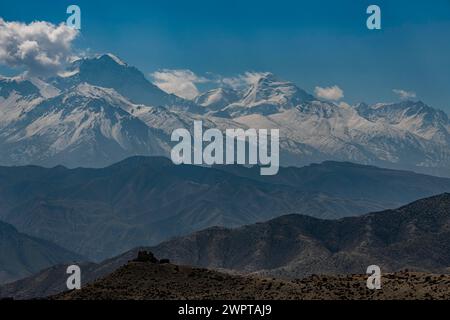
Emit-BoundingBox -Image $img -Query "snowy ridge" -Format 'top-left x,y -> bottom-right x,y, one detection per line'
1,53 -> 450,176
221,73 -> 315,117
0,81 -> 164,167
355,101 -> 450,145
99,53 -> 127,66
195,87 -> 241,111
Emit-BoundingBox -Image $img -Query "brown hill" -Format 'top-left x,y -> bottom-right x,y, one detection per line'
53,259 -> 450,300
0,247 -> 147,299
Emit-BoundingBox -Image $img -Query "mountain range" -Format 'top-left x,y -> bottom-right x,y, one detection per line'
0,156 -> 450,262
151,193 -> 450,278
1,54 -> 450,176
2,193 -> 450,299
2,53 -> 450,298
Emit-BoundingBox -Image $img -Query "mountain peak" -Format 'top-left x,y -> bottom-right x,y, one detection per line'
219,73 -> 316,116
397,192 -> 450,212
254,72 -> 277,83
50,53 -> 203,113
76,54 -> 131,72
195,87 -> 241,111
95,53 -> 128,66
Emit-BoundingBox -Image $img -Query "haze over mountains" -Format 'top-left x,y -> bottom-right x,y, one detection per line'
2,193 -> 450,299
1,53 -> 450,176
0,220 -> 82,284
0,156 -> 450,262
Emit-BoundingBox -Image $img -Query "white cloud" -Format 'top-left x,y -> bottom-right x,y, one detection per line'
151,69 -> 209,99
314,85 -> 344,101
151,70 -> 273,99
220,72 -> 271,90
393,89 -> 416,100
0,19 -> 79,76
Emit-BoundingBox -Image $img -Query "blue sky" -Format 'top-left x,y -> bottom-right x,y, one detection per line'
1,0 -> 450,110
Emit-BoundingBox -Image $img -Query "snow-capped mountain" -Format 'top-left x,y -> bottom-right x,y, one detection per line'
194,87 -> 241,111
234,101 -> 450,174
51,54 -> 203,114
0,77 -> 44,128
1,53 -> 450,177
355,101 -> 450,145
221,72 -> 315,117
0,81 -> 165,167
